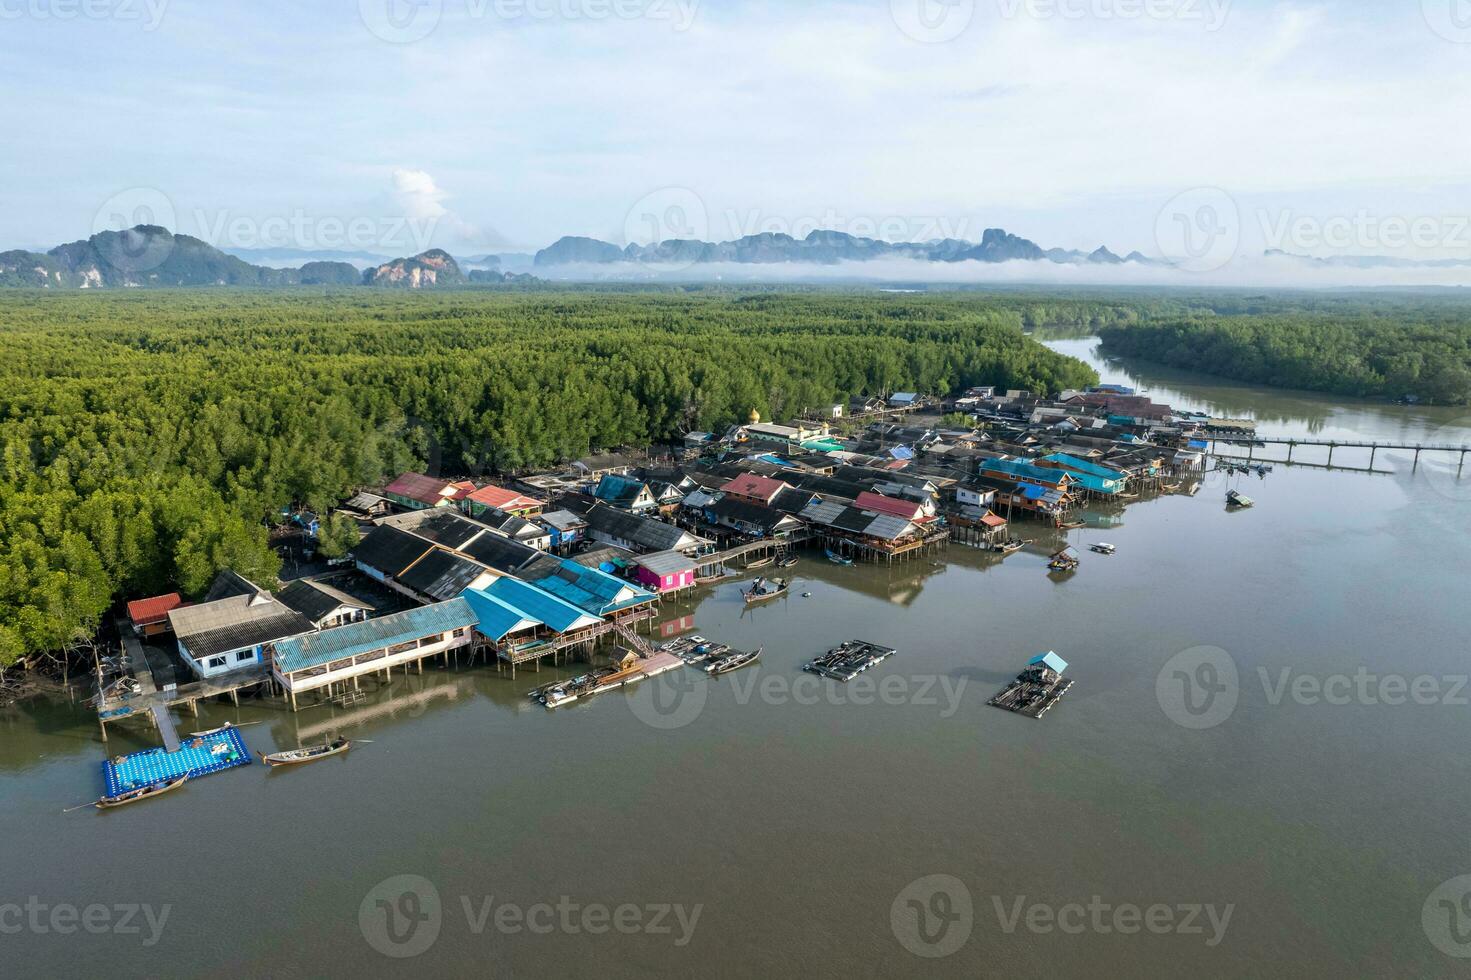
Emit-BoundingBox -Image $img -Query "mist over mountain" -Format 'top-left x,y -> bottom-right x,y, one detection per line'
533,228 -> 1151,268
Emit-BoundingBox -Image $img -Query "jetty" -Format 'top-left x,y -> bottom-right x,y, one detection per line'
1204,434 -> 1470,472
988,652 -> 1074,719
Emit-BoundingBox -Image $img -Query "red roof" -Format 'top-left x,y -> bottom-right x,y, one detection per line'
855,491 -> 925,521
127,593 -> 184,626
384,472 -> 469,505
980,513 -> 1007,528
720,474 -> 788,502
467,483 -> 545,511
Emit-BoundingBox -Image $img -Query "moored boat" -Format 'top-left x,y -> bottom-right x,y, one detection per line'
259,738 -> 352,767
825,548 -> 853,566
994,539 -> 1026,556
745,556 -> 775,570
97,774 -> 189,809
707,647 -> 762,675
777,555 -> 799,568
1089,543 -> 1117,555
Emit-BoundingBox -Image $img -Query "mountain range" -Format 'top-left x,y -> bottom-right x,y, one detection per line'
0,226 -> 536,288
532,228 -> 1155,268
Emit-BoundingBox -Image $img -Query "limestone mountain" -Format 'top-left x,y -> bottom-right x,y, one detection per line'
362,249 -> 466,287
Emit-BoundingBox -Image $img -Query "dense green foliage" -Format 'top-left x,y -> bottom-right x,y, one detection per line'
1096,299 -> 1471,404
0,288 -> 1096,663
315,513 -> 362,559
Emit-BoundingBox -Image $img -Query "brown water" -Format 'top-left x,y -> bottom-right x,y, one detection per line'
4,340 -> 1471,978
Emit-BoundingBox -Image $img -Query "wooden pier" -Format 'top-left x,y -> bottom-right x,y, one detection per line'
1204,434 -> 1469,472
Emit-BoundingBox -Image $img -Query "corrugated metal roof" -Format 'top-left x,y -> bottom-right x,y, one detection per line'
483,577 -> 602,634
635,550 -> 696,576
352,526 -> 435,577
273,598 -> 478,674
461,589 -> 542,641
1027,651 -> 1069,673
525,559 -> 655,616
397,550 -> 490,601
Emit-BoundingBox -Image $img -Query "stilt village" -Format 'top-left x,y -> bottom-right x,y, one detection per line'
86,382 -> 1249,806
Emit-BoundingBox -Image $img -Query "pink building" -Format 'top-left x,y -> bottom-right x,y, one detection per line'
634,551 -> 696,594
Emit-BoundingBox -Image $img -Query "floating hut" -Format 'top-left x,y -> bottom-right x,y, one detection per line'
988,651 -> 1074,719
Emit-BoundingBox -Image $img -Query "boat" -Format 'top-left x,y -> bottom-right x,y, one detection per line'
706,647 -> 762,675
777,555 -> 799,568
743,577 -> 789,605
993,539 -> 1026,556
97,774 -> 189,809
745,556 -> 775,570
259,738 -> 352,767
1226,489 -> 1255,508
1089,543 -> 1117,555
187,722 -> 234,738
1047,547 -> 1080,572
1057,520 -> 1086,530
825,548 -> 854,566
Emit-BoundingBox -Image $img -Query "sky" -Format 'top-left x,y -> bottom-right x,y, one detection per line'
4,0 -> 1471,279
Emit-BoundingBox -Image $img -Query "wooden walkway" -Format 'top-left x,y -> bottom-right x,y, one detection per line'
1205,433 -> 1469,470
151,702 -> 182,752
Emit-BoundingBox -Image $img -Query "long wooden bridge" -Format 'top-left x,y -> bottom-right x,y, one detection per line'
1205,433 -> 1469,471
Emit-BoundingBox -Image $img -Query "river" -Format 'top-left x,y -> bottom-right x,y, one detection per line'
4,338 -> 1470,978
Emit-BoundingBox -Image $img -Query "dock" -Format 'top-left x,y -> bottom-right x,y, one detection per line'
151,702 -> 182,753
102,727 -> 252,796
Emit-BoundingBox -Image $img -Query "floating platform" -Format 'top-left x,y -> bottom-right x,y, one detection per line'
529,647 -> 692,709
663,635 -> 732,666
102,726 -> 252,796
803,640 -> 897,682
989,653 -> 1074,719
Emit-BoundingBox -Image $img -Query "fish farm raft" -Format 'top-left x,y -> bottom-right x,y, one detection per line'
988,652 -> 1074,719
803,640 -> 898,681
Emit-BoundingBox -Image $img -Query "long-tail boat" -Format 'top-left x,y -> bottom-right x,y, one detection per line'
97,774 -> 189,809
259,738 -> 352,767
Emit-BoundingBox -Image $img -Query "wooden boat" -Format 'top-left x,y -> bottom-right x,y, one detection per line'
1089,543 -> 1117,555
1047,547 -> 1080,572
825,548 -> 853,566
706,647 -> 762,675
993,539 -> 1026,556
777,555 -> 799,568
259,738 -> 352,767
187,722 -> 234,738
97,774 -> 188,809
743,577 -> 789,605
745,556 -> 775,570
1057,520 -> 1086,530
1226,489 -> 1255,508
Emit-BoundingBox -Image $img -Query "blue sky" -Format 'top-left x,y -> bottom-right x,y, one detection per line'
4,0 -> 1470,264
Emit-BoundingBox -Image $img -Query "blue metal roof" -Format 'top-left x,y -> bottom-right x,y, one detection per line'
1027,651 -> 1069,673
273,598 -> 478,674
1039,453 -> 1125,493
528,559 -> 655,617
461,588 -> 542,641
483,576 -> 601,634
594,473 -> 648,504
979,458 -> 1070,486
